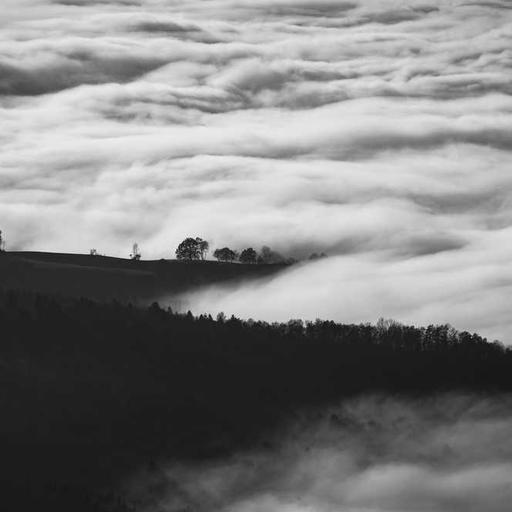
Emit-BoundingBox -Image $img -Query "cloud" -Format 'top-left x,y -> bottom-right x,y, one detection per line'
53,0 -> 140,5
1,0 -> 512,339
179,224 -> 512,342
125,394 -> 512,512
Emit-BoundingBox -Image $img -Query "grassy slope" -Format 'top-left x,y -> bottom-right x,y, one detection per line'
0,251 -> 286,302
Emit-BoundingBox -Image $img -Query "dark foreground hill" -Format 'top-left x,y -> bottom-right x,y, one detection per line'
0,251 -> 286,302
1,289 -> 511,511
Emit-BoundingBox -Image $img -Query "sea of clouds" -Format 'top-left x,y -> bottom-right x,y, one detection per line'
127,394 -> 512,512
1,0 -> 511,340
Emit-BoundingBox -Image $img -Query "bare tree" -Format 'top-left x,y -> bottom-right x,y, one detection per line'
130,243 -> 141,260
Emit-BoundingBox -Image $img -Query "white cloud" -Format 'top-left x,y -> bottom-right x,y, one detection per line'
126,395 -> 512,512
1,0 -> 511,339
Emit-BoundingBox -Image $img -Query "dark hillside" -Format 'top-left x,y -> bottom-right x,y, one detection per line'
1,290 -> 511,511
0,251 -> 286,302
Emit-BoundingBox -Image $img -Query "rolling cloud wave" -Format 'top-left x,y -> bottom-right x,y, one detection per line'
1,0 -> 511,339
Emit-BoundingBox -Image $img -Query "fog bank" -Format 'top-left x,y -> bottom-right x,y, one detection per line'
179,237 -> 512,343
128,394 -> 512,512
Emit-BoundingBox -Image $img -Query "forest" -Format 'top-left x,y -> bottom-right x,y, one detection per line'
1,288 -> 511,511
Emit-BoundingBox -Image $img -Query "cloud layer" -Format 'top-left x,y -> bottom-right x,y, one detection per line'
1,0 -> 511,339
127,394 -> 512,512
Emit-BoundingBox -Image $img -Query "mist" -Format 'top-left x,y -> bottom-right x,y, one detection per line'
127,394 -> 512,512
177,236 -> 512,343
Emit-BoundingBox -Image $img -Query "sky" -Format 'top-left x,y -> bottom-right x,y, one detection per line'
1,0 -> 512,340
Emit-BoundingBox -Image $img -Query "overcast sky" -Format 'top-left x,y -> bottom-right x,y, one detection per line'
1,0 -> 511,340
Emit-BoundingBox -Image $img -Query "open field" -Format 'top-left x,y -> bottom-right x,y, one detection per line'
0,251 -> 286,303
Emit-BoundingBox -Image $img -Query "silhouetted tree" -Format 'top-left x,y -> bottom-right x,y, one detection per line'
176,237 -> 201,260
0,230 -> 5,252
259,245 -> 285,264
309,252 -> 327,260
196,238 -> 209,260
130,243 -> 141,261
239,247 -> 257,264
213,247 -> 236,262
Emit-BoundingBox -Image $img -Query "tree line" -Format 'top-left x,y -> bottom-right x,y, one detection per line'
0,229 -> 326,264
175,236 -> 305,264
0,289 -> 510,511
